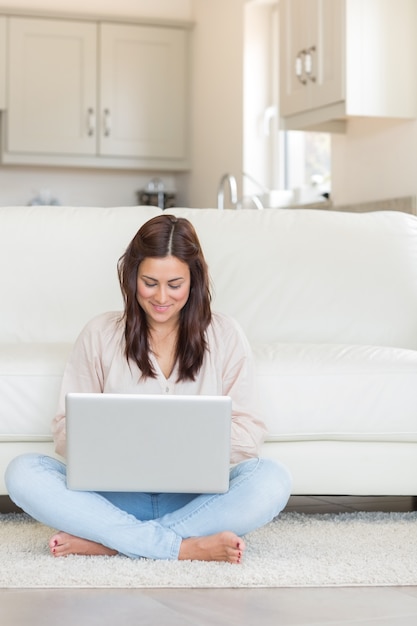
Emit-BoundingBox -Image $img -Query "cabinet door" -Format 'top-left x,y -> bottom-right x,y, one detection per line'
280,0 -> 344,117
99,23 -> 187,160
7,18 -> 97,155
309,0 -> 344,110
280,0 -> 312,116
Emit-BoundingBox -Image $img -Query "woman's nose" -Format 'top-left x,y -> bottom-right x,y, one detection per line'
155,285 -> 167,303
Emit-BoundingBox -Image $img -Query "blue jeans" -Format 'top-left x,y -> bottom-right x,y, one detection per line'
5,453 -> 292,560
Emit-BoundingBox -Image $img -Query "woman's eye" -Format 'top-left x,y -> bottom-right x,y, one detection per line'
169,284 -> 181,290
144,282 -> 157,288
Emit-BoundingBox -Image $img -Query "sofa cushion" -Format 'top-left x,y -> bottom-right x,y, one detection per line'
172,208 -> 417,350
0,343 -> 70,440
0,205 -> 160,343
254,343 -> 417,442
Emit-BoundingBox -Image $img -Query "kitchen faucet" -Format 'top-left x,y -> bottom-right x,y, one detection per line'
217,173 -> 238,210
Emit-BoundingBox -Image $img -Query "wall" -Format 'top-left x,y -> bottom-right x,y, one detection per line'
243,2 -> 278,198
0,166 -> 178,207
178,0 -> 245,208
0,0 -> 192,207
331,118 -> 417,206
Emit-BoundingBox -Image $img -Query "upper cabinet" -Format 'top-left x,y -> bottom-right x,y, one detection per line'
280,0 -> 417,132
7,18 -> 97,156
2,16 -> 189,170
99,23 -> 187,161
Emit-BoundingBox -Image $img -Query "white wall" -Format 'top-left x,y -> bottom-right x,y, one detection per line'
243,2 -> 277,198
331,118 -> 417,206
179,0 -> 245,208
0,166 -> 178,207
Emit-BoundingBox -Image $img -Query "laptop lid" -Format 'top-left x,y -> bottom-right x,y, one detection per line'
65,393 -> 232,493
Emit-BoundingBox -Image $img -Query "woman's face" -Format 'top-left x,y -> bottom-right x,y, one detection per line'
136,256 -> 191,329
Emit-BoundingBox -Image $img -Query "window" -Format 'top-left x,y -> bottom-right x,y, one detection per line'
243,0 -> 331,208
281,130 -> 331,204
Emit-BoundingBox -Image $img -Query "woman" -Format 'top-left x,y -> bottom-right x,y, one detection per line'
5,214 -> 291,563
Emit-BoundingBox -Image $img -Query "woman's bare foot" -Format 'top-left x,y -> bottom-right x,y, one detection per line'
179,531 -> 245,564
49,532 -> 118,558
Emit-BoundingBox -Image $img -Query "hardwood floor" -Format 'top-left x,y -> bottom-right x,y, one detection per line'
1,495 -> 417,626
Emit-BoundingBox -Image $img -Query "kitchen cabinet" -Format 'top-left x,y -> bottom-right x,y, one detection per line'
99,23 -> 187,161
7,18 -> 97,156
2,16 -> 189,169
280,0 -> 417,132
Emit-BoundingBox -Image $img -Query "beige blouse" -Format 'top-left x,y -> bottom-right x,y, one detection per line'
52,311 -> 267,463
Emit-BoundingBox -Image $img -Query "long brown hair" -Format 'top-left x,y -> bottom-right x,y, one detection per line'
117,214 -> 212,381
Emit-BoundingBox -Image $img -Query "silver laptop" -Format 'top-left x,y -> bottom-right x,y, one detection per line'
65,392 -> 232,493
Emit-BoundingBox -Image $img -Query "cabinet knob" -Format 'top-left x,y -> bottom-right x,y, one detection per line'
103,109 -> 112,137
295,50 -> 308,85
305,46 -> 317,82
87,108 -> 95,137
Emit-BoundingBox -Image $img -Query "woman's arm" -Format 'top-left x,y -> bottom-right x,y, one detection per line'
52,314 -> 113,457
216,315 -> 267,464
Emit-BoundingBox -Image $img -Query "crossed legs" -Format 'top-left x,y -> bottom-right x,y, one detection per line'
5,453 -> 291,562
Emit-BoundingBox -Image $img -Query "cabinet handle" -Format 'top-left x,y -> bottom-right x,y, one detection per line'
295,50 -> 307,85
87,108 -> 95,137
305,46 -> 316,82
103,109 -> 112,137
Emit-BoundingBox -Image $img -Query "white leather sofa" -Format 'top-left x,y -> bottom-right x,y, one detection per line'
1,205 -> 417,496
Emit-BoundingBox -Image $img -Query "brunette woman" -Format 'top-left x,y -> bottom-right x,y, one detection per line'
6,214 -> 291,562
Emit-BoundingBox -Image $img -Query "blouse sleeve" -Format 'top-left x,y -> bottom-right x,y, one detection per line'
52,316 -> 107,457
217,316 -> 267,464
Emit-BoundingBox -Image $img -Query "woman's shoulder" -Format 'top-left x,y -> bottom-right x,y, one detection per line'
83,310 -> 123,328
209,311 -> 246,340
207,312 -> 252,361
78,311 -> 124,339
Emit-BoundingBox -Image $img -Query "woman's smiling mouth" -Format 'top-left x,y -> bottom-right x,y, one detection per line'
152,304 -> 171,312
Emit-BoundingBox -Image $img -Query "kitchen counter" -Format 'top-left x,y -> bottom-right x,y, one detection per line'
285,196 -> 416,216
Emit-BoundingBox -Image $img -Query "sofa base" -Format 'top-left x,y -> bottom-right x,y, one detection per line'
2,440 -> 417,497
261,440 -> 417,496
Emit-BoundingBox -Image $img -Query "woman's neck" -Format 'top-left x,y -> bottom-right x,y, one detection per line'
149,324 -> 179,379
149,321 -> 178,344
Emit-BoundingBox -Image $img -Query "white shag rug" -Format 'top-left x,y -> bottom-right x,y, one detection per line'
2,511 -> 417,588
